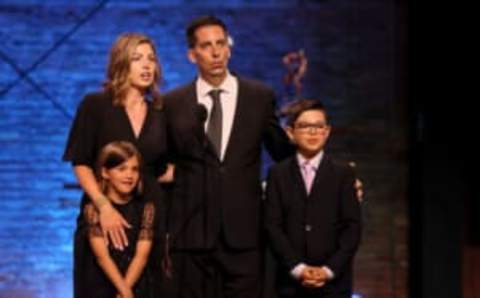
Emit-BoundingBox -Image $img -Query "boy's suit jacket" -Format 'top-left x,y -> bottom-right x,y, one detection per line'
265,154 -> 361,295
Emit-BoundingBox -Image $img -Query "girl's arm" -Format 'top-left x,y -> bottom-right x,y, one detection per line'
75,165 -> 131,250
124,202 -> 155,287
124,239 -> 152,287
90,237 -> 133,297
85,204 -> 133,298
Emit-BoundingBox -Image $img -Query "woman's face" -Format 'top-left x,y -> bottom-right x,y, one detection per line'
102,156 -> 140,199
128,42 -> 157,90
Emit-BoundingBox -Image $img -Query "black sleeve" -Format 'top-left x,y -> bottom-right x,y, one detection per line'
153,109 -> 169,177
84,203 -> 103,238
139,201 -> 155,240
262,89 -> 295,162
162,94 -> 179,165
62,94 -> 102,167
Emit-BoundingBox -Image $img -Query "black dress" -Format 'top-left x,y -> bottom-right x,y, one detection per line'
81,200 -> 155,298
63,91 -> 168,298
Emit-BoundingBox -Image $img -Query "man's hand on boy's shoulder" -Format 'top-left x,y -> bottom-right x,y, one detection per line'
355,178 -> 364,202
348,161 -> 364,202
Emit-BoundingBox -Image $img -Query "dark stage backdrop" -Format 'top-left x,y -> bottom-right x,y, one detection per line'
0,1 -> 407,297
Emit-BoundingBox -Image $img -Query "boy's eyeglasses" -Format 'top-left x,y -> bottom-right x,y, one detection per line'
294,122 -> 329,133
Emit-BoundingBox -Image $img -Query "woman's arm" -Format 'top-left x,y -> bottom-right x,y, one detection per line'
75,165 -> 131,249
74,165 -> 109,209
157,163 -> 175,183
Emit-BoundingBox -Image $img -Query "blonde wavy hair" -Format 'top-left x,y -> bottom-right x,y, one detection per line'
103,33 -> 162,108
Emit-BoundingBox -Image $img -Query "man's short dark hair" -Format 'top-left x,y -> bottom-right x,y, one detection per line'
280,99 -> 328,127
186,15 -> 228,48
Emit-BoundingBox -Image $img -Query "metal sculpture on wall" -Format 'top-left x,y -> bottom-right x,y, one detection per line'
282,49 -> 308,104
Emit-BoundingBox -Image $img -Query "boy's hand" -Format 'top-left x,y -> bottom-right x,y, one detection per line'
300,265 -> 315,280
301,266 -> 329,288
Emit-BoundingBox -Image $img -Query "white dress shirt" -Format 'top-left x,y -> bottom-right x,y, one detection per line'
196,71 -> 238,161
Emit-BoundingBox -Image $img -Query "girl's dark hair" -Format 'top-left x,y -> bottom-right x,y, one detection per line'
96,141 -> 143,195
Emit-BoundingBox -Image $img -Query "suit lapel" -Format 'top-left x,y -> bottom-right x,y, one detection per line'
185,82 -> 205,145
308,155 -> 331,199
184,81 -> 197,106
288,157 -> 309,199
183,82 -> 218,160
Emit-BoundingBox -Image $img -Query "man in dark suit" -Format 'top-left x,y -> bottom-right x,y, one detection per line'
161,16 -> 294,298
265,99 -> 362,298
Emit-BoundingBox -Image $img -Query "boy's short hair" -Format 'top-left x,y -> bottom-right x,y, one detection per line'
280,99 -> 328,127
186,15 -> 228,48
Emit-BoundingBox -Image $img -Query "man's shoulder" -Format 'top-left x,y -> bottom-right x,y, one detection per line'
163,82 -> 195,100
237,76 -> 273,93
269,156 -> 296,175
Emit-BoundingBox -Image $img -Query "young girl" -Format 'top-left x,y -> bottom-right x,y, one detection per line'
81,141 -> 155,298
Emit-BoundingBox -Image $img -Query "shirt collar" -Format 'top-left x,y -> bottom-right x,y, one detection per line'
196,71 -> 235,97
297,150 -> 324,170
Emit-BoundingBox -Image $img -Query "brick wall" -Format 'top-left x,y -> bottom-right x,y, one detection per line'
0,1 -> 407,297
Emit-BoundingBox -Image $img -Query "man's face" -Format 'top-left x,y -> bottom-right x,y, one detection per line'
286,110 -> 331,158
188,25 -> 231,84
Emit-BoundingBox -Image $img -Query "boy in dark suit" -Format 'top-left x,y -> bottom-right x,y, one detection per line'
265,99 -> 362,298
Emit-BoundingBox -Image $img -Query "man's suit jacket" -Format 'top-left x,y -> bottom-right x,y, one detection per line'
163,76 -> 293,250
265,154 -> 361,296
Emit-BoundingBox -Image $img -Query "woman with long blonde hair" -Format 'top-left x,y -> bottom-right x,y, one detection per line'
64,32 -> 170,297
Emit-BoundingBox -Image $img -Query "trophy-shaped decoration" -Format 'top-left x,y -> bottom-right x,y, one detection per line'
282,49 -> 308,105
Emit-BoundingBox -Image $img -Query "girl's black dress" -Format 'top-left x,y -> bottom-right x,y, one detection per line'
81,199 -> 155,297
63,91 -> 168,298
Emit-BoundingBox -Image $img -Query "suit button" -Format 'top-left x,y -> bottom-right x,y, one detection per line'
305,224 -> 312,232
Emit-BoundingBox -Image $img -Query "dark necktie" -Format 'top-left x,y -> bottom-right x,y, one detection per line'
207,89 -> 223,157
